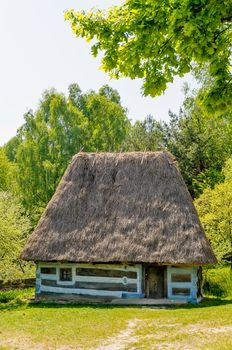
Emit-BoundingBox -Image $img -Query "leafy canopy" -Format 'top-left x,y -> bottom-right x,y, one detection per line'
123,115 -> 165,152
0,192 -> 31,281
0,148 -> 17,192
8,84 -> 129,213
65,0 -> 232,114
123,93 -> 232,197
195,159 -> 232,263
163,105 -> 232,197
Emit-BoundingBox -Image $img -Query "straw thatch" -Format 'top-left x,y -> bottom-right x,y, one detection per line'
22,152 -> 216,265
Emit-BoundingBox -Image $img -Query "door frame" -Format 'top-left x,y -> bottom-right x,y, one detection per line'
144,265 -> 166,299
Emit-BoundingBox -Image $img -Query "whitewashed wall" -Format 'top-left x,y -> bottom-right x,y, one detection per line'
36,262 -> 143,299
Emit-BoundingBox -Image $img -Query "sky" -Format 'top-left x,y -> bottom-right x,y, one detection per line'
0,0 -> 195,146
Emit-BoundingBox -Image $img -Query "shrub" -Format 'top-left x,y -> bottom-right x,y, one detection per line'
203,266 -> 232,298
0,288 -> 34,305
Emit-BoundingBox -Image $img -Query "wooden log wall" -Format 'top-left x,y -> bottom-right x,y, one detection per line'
36,263 -> 143,298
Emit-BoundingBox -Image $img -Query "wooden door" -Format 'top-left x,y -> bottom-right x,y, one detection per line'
145,266 -> 164,298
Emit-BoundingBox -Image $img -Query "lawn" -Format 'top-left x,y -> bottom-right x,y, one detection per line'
0,289 -> 232,350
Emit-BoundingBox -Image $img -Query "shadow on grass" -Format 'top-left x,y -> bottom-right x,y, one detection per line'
1,297 -> 232,312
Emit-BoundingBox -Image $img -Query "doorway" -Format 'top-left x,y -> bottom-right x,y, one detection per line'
145,266 -> 165,298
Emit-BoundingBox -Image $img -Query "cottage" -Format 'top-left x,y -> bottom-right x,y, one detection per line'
22,152 -> 216,303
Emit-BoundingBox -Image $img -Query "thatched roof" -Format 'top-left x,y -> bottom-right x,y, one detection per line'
22,152 -> 216,265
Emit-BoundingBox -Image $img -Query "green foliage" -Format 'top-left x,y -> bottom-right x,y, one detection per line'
195,159 -> 232,262
8,84 -> 129,214
123,98 -> 232,197
0,192 -> 32,281
193,66 -> 232,116
0,148 -> 17,192
203,266 -> 232,298
163,96 -> 232,197
3,135 -> 21,162
123,115 -> 165,151
99,84 -> 121,104
83,91 -> 129,151
65,0 -> 232,114
16,90 -> 87,213
0,288 -> 34,305
223,157 -> 232,180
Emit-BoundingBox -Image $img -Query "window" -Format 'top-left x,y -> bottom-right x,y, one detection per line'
172,288 -> 191,296
171,273 -> 191,283
167,267 -> 195,300
41,267 -> 56,274
60,268 -> 72,281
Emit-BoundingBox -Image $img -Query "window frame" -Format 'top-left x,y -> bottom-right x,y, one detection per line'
40,267 -> 56,275
167,266 -> 197,300
171,272 -> 191,283
59,268 -> 72,282
172,287 -> 191,297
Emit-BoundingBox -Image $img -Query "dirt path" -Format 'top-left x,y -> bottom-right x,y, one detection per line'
92,322 -> 232,350
0,319 -> 140,350
1,320 -> 232,350
93,318 -> 140,350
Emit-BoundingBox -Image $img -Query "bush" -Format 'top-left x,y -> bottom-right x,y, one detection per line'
0,288 -> 34,305
203,266 -> 232,298
0,290 -> 19,303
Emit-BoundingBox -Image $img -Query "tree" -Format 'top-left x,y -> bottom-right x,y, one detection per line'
83,91 -> 129,151
16,89 -> 88,214
163,98 -> 232,197
195,159 -> 232,266
0,191 -> 31,281
0,148 -> 17,192
65,0 -> 232,114
123,115 -> 165,151
3,135 -> 21,162
122,93 -> 232,197
193,66 -> 232,116
99,84 -> 121,105
12,84 -> 129,213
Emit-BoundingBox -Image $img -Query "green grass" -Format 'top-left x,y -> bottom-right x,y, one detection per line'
130,300 -> 232,350
0,292 -> 232,350
0,267 -> 231,349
